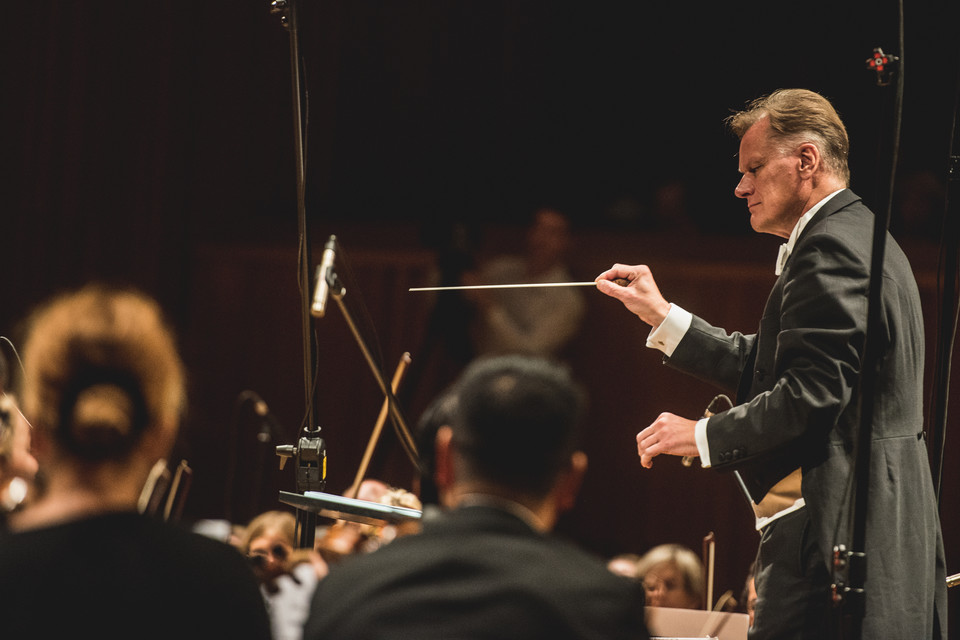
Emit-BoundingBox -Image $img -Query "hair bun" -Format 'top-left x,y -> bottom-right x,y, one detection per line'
64,383 -> 145,460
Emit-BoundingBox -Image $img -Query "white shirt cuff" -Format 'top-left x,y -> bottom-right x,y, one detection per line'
645,304 -> 692,357
695,417 -> 711,467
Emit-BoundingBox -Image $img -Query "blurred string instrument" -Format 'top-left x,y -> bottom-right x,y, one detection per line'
345,353 -> 412,500
699,531 -> 742,639
138,458 -> 192,522
313,352 -> 422,562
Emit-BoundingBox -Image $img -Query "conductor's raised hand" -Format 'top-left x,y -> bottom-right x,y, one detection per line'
636,413 -> 699,469
595,264 -> 672,328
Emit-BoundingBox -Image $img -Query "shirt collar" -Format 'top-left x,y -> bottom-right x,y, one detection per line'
775,189 -> 845,275
456,493 -> 546,532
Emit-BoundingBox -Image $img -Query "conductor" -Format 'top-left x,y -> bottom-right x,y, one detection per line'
596,89 -> 947,639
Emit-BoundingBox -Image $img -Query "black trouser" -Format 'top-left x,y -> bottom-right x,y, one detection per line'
750,507 -> 832,640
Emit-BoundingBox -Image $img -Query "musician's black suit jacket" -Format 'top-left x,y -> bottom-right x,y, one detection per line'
666,189 -> 947,638
302,504 -> 650,640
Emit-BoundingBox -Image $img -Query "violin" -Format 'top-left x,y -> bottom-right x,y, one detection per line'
315,519 -> 372,563
314,481 -> 423,563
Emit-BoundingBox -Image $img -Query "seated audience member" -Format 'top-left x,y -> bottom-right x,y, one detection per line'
637,543 -> 705,610
463,207 -> 586,360
0,284 -> 271,638
607,552 -> 643,582
303,355 -> 650,639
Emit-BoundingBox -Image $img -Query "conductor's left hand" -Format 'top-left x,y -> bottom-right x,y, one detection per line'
636,413 -> 699,468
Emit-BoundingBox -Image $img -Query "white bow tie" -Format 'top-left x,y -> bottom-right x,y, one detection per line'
775,243 -> 790,276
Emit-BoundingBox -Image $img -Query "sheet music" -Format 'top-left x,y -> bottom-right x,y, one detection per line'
645,606 -> 748,640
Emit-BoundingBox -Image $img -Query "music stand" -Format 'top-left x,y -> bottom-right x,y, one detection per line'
279,490 -> 422,527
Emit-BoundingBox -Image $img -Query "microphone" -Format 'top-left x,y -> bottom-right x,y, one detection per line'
311,235 -> 337,318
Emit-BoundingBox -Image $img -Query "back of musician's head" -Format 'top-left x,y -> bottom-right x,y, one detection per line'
18,283 -> 186,463
451,354 -> 584,496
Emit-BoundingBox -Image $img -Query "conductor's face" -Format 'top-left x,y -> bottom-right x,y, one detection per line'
734,117 -> 806,239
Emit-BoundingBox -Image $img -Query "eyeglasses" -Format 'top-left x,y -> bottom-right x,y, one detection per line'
248,543 -> 290,562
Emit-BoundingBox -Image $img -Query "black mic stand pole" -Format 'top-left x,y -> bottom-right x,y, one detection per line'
269,0 -> 323,549
833,38 -> 904,640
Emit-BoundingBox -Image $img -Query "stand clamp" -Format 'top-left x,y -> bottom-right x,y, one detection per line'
830,544 -> 866,617
276,427 -> 327,493
276,428 -> 327,549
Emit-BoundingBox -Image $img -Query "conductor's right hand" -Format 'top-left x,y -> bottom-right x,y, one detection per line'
595,264 -> 671,329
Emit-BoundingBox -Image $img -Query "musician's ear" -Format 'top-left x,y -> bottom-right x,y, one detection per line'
433,426 -> 455,498
554,450 -> 587,513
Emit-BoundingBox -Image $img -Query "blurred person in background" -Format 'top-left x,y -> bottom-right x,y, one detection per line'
464,207 -> 585,360
636,543 -> 705,610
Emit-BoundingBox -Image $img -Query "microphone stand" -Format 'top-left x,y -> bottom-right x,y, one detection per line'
320,263 -> 422,472
281,249 -> 420,546
833,37 -> 904,639
269,0 -> 323,548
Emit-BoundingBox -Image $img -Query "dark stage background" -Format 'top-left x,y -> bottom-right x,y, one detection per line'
4,0 -> 959,627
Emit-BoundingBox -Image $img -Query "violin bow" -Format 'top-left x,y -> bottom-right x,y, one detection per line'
702,531 -> 716,610
347,352 -> 412,499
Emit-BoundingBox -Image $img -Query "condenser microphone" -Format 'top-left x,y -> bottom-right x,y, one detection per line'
311,235 -> 337,318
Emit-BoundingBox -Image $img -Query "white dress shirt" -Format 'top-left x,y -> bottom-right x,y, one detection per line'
644,190 -> 844,528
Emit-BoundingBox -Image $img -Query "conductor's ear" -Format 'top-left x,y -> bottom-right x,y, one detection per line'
797,142 -> 820,178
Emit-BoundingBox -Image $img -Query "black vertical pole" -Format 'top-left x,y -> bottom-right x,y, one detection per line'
270,0 -> 319,549
837,28 -> 905,640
